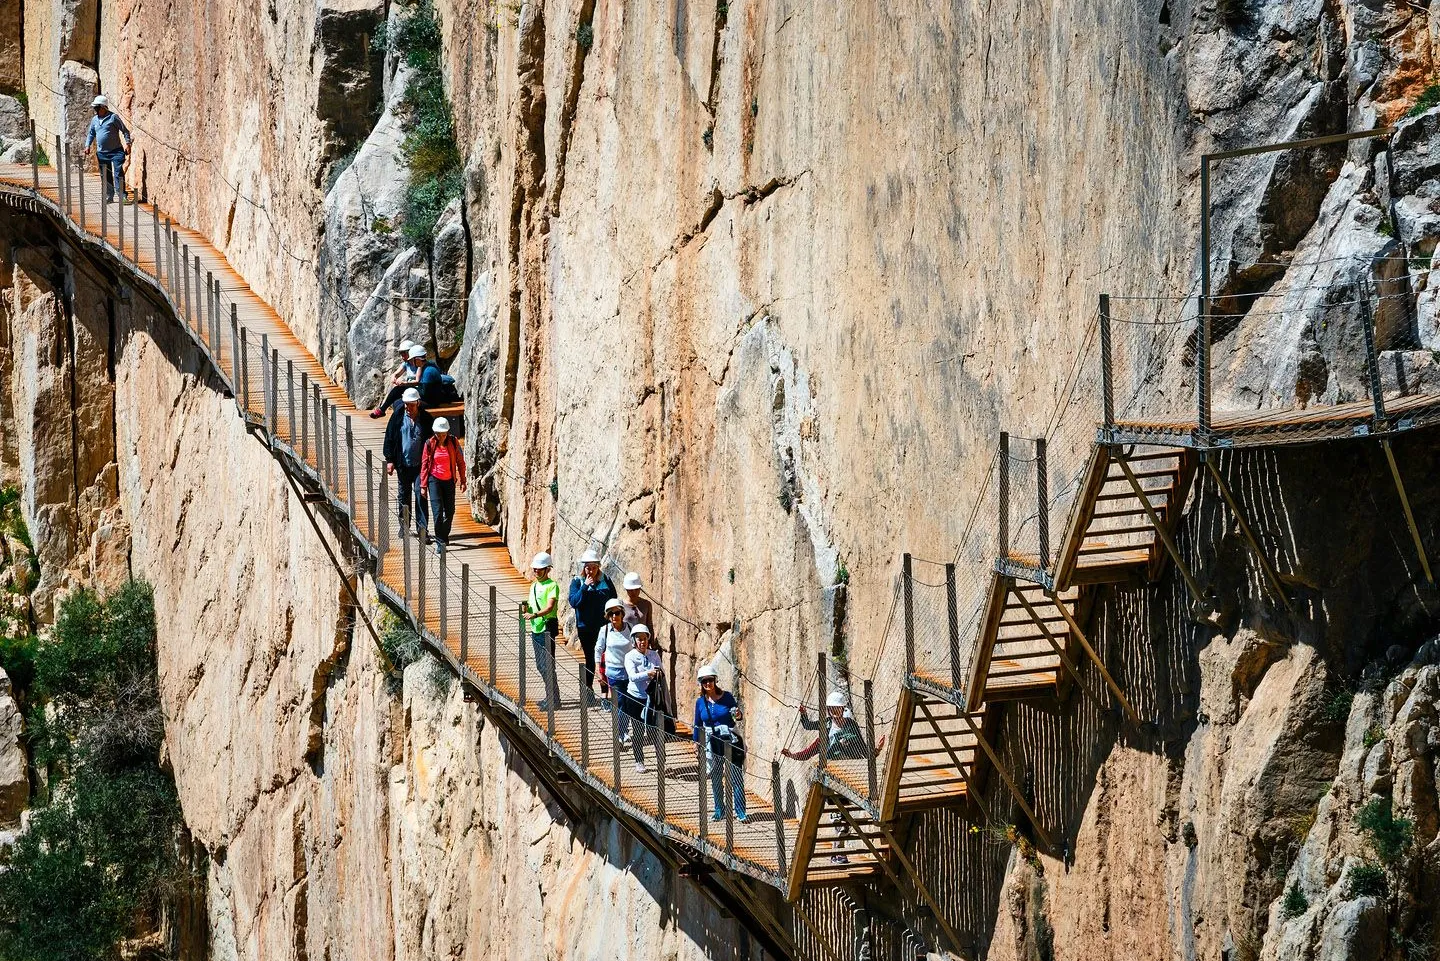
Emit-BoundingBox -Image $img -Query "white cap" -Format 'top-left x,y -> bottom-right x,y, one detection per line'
92,95 -> 108,107
433,417 -> 450,433
408,344 -> 427,359
697,664 -> 718,682
603,598 -> 624,614
402,387 -> 420,403
398,339 -> 415,354
631,623 -> 651,636
532,551 -> 553,569
826,691 -> 848,709
580,548 -> 601,564
623,572 -> 642,591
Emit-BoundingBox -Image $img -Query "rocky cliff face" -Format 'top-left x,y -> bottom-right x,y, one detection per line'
7,0 -> 1440,958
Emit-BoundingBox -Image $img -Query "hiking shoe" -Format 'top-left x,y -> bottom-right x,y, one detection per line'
369,407 -> 385,418
736,813 -> 750,824
831,855 -> 850,865
712,810 -> 724,822
634,762 -> 647,773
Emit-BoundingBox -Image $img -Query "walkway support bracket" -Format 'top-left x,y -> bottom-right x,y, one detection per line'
1382,439 -> 1435,584
1202,457 -> 1295,607
960,712 -> 1053,852
1046,593 -> 1139,724
1116,455 -> 1204,603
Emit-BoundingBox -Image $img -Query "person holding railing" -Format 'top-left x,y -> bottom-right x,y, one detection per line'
382,387 -> 432,539
419,417 -> 465,552
569,550 -> 616,705
781,691 -> 880,864
594,599 -> 634,729
83,96 -> 130,203
525,552 -> 562,711
622,624 -> 662,773
693,665 -> 748,823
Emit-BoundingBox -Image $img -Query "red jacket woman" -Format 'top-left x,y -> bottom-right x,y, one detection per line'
419,419 -> 466,549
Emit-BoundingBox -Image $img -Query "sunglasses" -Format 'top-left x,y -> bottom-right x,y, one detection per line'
608,610 -> 624,617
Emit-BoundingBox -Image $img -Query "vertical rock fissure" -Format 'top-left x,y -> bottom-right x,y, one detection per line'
545,0 -> 596,219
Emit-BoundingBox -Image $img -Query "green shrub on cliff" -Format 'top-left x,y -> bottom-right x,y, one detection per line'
390,1 -> 464,248
1357,795 -> 1414,865
0,581 -> 187,961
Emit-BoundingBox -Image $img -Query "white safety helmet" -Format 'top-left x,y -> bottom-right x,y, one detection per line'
631,623 -> 651,636
580,548 -> 602,565
401,387 -> 421,404
407,344 -> 427,359
603,598 -> 624,614
826,691 -> 848,710
531,551 -> 553,570
398,339 -> 415,354
433,417 -> 450,433
623,572 -> 643,591
92,95 -> 108,108
697,664 -> 719,682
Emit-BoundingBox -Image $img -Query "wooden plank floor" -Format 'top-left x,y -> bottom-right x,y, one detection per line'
0,164 -> 813,889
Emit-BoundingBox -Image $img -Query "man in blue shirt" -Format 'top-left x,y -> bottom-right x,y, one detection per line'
82,96 -> 131,203
568,549 -> 616,704
382,387 -> 433,538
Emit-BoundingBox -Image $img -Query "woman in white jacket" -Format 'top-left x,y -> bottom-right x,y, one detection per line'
593,599 -> 635,743
623,625 -> 662,772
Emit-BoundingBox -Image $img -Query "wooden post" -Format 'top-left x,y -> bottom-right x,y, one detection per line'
460,564 -> 470,664
365,449 -> 375,543
489,586 -> 498,687
902,553 -> 915,677
946,562 -> 962,690
1116,456 -> 1204,603
345,416 -> 356,518
858,678 -> 878,801
1382,440 -> 1435,584
1202,458 -> 1293,607
999,431 -> 1010,557
961,713 -> 1053,851
816,651 -> 828,778
378,468 -> 389,578
771,760 -> 788,879
1048,592 -> 1140,724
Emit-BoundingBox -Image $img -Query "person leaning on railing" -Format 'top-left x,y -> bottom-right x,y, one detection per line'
82,95 -> 130,203
693,664 -> 748,823
780,691 -> 882,864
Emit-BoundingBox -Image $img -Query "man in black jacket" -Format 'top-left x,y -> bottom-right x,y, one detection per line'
383,387 -> 434,538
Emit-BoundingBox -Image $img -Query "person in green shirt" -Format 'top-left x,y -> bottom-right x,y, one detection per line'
525,552 -> 562,710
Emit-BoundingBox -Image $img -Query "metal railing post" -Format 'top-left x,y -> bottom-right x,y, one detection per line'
1361,275 -> 1387,428
518,604 -> 528,705
416,529 -> 427,626
580,663 -> 591,767
771,760 -> 788,878
402,522 -> 412,607
131,191 -> 139,263
77,152 -> 87,228
28,120 -> 37,190
946,562 -> 961,690
546,668 -> 556,738
489,586 -> 498,687
723,742 -> 735,859
345,416 -> 356,517
151,202 -> 160,280
439,549 -> 448,639
655,721 -> 666,819
1199,161 -> 1213,444
1036,437 -> 1049,567
1099,293 -> 1114,431
299,371 -> 310,461
285,359 -> 295,442
330,404 -> 340,494
194,256 -> 202,332
697,738 -> 709,845
117,175 -> 125,253
101,187 -> 108,248
998,432 -> 1010,557
378,468 -> 389,577
259,334 -> 271,432
365,449 -> 375,543
270,349 -> 280,436
207,273 -> 216,341
611,685 -> 623,789
864,678 -> 878,800
816,651 -> 828,778
903,553 -> 915,677
460,564 -> 470,664
239,327 -> 251,413
54,136 -> 64,214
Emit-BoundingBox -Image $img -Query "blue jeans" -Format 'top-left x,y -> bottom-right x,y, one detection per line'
97,150 -> 125,201
706,738 -> 746,819
530,628 -> 559,707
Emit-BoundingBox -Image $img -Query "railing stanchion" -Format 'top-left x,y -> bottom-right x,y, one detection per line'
655,722 -> 666,820
611,691 -> 623,791
489,586 -> 498,687
365,449 -> 375,543
299,371 -> 310,461
1361,276 -> 1387,428
1036,437 -> 1049,569
946,562 -> 961,691
771,760 -> 788,879
723,742 -> 735,861
228,308 -> 239,396
330,403 -> 340,491
194,256 -> 202,333
580,663 -> 591,768
181,244 -> 190,324
285,359 -> 295,444
211,279 -> 221,350
816,651 -> 828,779
518,604 -> 528,706
903,553 -> 915,678
697,738 -> 709,846
77,151 -> 87,228
312,386 -> 324,480
345,416 -> 356,517
208,273 -> 217,342
239,327 -> 251,413
1099,293 -> 1114,431
259,334 -> 271,432
546,669 -> 556,739
151,201 -> 160,280
416,520 -> 427,626
28,120 -> 37,190
54,136 -> 64,215
99,154 -> 108,237
438,548 -> 448,639
863,679 -> 878,800
999,431 -> 1010,558
131,190 -> 139,264
378,469 -> 389,577
402,523 -> 412,607
460,564 -> 470,665
117,171 -> 125,253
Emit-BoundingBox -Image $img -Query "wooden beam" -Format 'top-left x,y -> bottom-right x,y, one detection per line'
960,713 -> 1053,852
1055,445 -> 1111,590
786,781 -> 826,901
1047,592 -> 1139,724
1115,456 -> 1205,602
879,686 -> 915,823
1202,458 -> 1294,607
1011,589 -> 1108,715
965,574 -> 1012,709
1382,439 -> 1435,584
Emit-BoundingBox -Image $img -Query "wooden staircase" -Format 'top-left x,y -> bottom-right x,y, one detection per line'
879,687 -> 992,822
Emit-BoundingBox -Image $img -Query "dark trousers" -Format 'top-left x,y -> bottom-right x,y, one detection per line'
396,463 -> 428,532
578,626 -> 599,693
376,382 -> 410,413
622,689 -> 656,764
426,477 -> 456,544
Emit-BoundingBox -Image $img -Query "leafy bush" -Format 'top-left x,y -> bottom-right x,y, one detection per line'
576,23 -> 594,50
0,582 -> 186,961
390,1 -> 463,248
1346,861 -> 1388,899
0,630 -> 38,699
1363,724 -> 1385,748
1357,795 -> 1414,864
1280,882 -> 1309,920
1409,84 -> 1440,119
378,609 -> 426,695
1320,683 -> 1354,725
